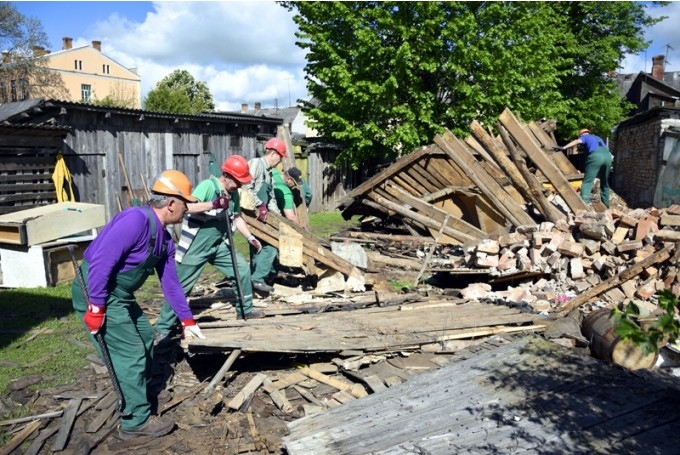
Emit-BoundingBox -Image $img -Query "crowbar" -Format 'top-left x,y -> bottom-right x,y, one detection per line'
68,245 -> 130,417
222,209 -> 247,320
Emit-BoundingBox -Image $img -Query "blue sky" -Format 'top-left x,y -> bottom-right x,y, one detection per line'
11,2 -> 680,111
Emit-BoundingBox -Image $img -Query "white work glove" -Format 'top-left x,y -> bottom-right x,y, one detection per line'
247,235 -> 262,253
181,319 -> 206,339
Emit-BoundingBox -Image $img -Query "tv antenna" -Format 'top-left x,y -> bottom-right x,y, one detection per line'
665,43 -> 674,66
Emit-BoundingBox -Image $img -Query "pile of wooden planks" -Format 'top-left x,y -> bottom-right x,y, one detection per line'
338,108 -> 591,243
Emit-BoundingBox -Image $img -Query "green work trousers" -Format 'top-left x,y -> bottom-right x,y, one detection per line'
156,239 -> 253,330
72,261 -> 155,431
250,243 -> 278,283
581,147 -> 613,208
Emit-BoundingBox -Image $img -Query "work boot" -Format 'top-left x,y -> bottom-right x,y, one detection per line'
237,310 -> 266,320
252,281 -> 274,293
118,415 -> 174,440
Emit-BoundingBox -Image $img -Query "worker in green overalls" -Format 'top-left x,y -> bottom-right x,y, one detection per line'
245,138 -> 287,293
273,167 -> 303,224
154,155 -> 265,346
72,170 -> 206,439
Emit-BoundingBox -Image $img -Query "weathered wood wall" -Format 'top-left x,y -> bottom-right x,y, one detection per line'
305,146 -> 363,213
48,104 -> 281,221
0,126 -> 68,215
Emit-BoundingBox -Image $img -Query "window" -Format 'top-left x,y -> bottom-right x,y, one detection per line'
81,84 -> 91,103
0,82 -> 6,103
10,80 -> 16,101
19,79 -> 28,101
74,59 -> 82,70
102,64 -> 110,74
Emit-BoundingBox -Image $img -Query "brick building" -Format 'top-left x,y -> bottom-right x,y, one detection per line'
611,107 -> 680,208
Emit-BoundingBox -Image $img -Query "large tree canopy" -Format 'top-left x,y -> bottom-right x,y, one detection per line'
0,2 -> 64,100
144,69 -> 215,114
283,1 -> 665,168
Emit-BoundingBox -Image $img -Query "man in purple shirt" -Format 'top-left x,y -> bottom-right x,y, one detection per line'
560,128 -> 613,208
72,170 -> 207,440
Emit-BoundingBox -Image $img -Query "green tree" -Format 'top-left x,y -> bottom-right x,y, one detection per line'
282,1 -> 664,168
143,69 -> 214,114
0,3 -> 65,100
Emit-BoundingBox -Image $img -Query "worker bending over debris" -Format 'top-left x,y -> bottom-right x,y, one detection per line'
154,154 -> 265,342
245,138 -> 286,293
557,128 -> 613,208
273,166 -> 304,224
71,170 -> 206,440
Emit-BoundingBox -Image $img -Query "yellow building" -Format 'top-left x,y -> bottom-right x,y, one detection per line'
29,37 -> 141,108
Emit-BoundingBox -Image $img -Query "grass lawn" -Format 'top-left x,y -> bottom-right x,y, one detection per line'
0,211 -> 358,401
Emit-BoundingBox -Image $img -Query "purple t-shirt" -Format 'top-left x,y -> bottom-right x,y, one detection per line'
83,206 -> 192,321
580,134 -> 608,153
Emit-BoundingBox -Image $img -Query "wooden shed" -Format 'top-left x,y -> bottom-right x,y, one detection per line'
0,99 -> 284,221
0,122 -> 71,214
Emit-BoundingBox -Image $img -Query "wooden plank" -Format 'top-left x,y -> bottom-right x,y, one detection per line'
366,192 -> 481,244
278,222 -> 304,267
204,349 -> 242,396
434,130 -> 535,227
493,122 -> 567,223
499,108 -> 588,213
244,211 -> 359,277
0,419 -> 42,455
226,373 -> 267,410
337,146 -> 436,208
382,181 -> 486,240
392,172 -> 429,196
555,247 -> 673,316
23,424 -> 60,455
51,397 -> 82,451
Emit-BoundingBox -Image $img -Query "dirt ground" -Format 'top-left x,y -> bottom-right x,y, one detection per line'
3,266 -> 456,454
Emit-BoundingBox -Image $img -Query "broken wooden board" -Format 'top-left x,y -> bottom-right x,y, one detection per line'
243,211 -> 361,278
499,108 -> 588,214
189,300 -> 542,353
283,335 -> 680,454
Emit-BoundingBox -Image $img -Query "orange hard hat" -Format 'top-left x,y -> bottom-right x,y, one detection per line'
264,138 -> 287,157
152,170 -> 198,202
578,128 -> 590,136
221,155 -> 252,184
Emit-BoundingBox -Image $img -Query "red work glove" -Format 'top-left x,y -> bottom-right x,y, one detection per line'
83,303 -> 106,334
212,195 -> 229,210
247,235 -> 262,253
256,203 -> 268,222
181,319 -> 206,339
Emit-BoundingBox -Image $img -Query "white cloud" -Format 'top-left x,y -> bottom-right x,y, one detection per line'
75,1 -> 308,111
620,2 -> 680,74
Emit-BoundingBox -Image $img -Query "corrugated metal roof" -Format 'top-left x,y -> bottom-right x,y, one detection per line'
0,99 -> 44,122
0,99 -> 284,126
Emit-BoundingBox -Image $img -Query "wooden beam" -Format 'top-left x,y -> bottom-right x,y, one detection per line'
499,108 -> 588,214
495,122 -> 567,224
554,247 -> 673,317
337,146 -> 440,209
243,212 -> 359,276
434,130 -> 535,227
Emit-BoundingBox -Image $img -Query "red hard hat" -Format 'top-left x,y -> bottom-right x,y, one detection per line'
221,155 -> 252,184
264,138 -> 287,157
